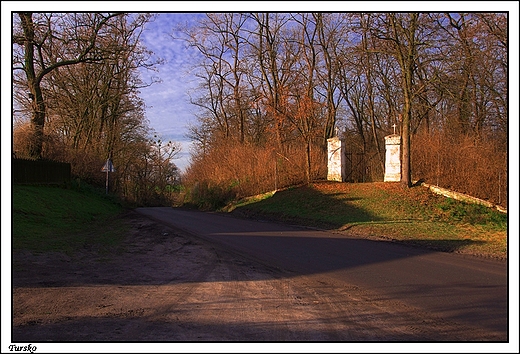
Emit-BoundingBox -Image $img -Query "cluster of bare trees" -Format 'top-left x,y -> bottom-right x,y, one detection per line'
12,12 -> 508,208
182,13 -> 507,207
12,13 -> 180,205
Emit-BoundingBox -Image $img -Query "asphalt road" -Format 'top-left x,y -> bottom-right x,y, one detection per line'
136,207 -> 508,339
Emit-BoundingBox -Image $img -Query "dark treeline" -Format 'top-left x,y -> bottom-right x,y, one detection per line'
181,13 -> 507,208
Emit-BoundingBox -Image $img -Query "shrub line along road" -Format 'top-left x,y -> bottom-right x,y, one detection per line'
135,207 -> 508,341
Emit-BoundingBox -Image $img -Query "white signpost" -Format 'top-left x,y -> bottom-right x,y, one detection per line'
101,159 -> 115,194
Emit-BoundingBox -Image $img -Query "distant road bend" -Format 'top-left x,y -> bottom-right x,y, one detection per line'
136,207 -> 508,341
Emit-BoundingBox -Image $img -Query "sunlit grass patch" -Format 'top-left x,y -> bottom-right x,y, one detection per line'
221,190 -> 277,212
234,181 -> 507,259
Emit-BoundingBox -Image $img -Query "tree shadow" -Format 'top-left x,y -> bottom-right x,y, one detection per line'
231,185 -> 490,255
393,239 -> 487,253
231,185 -> 383,230
12,189 -> 507,342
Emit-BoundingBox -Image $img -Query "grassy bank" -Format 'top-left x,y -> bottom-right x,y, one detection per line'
12,184 -> 126,254
229,182 -> 508,260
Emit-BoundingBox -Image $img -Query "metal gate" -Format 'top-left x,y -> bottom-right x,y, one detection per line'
344,151 -> 382,182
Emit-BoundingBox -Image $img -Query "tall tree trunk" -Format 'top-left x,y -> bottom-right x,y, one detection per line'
19,12 -> 46,159
399,54 -> 413,188
401,102 -> 412,188
305,138 -> 312,184
388,13 -> 417,188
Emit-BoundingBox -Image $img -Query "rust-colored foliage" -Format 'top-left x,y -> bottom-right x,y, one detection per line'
412,132 -> 507,207
184,140 -> 327,209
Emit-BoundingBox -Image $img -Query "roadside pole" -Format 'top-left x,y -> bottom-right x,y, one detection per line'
101,159 -> 115,194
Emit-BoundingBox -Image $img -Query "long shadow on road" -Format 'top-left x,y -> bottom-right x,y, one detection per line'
12,198 -> 508,341
133,207 -> 507,334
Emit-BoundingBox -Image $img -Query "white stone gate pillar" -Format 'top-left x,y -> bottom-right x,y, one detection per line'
384,134 -> 401,182
327,136 -> 345,182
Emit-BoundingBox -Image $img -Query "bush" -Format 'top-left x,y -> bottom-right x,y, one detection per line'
412,132 -> 507,208
183,140 -> 327,210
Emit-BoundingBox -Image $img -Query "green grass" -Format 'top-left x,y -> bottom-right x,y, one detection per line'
231,181 -> 508,259
12,184 -> 126,254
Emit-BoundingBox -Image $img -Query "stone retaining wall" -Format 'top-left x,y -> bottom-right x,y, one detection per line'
421,182 -> 507,214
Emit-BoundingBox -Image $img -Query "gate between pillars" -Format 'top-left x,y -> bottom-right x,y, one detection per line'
344,151 -> 380,183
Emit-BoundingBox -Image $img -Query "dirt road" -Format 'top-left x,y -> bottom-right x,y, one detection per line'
12,209 -> 508,344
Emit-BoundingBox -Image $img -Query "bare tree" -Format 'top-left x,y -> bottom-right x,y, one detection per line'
183,13 -> 251,144
179,12 -> 507,201
435,13 -> 507,139
359,13 -> 385,171
247,13 -> 294,150
369,13 -> 428,187
314,13 -> 344,141
12,13 -> 180,205
13,12 -> 123,158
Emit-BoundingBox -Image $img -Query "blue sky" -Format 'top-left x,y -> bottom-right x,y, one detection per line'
138,13 -> 206,172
